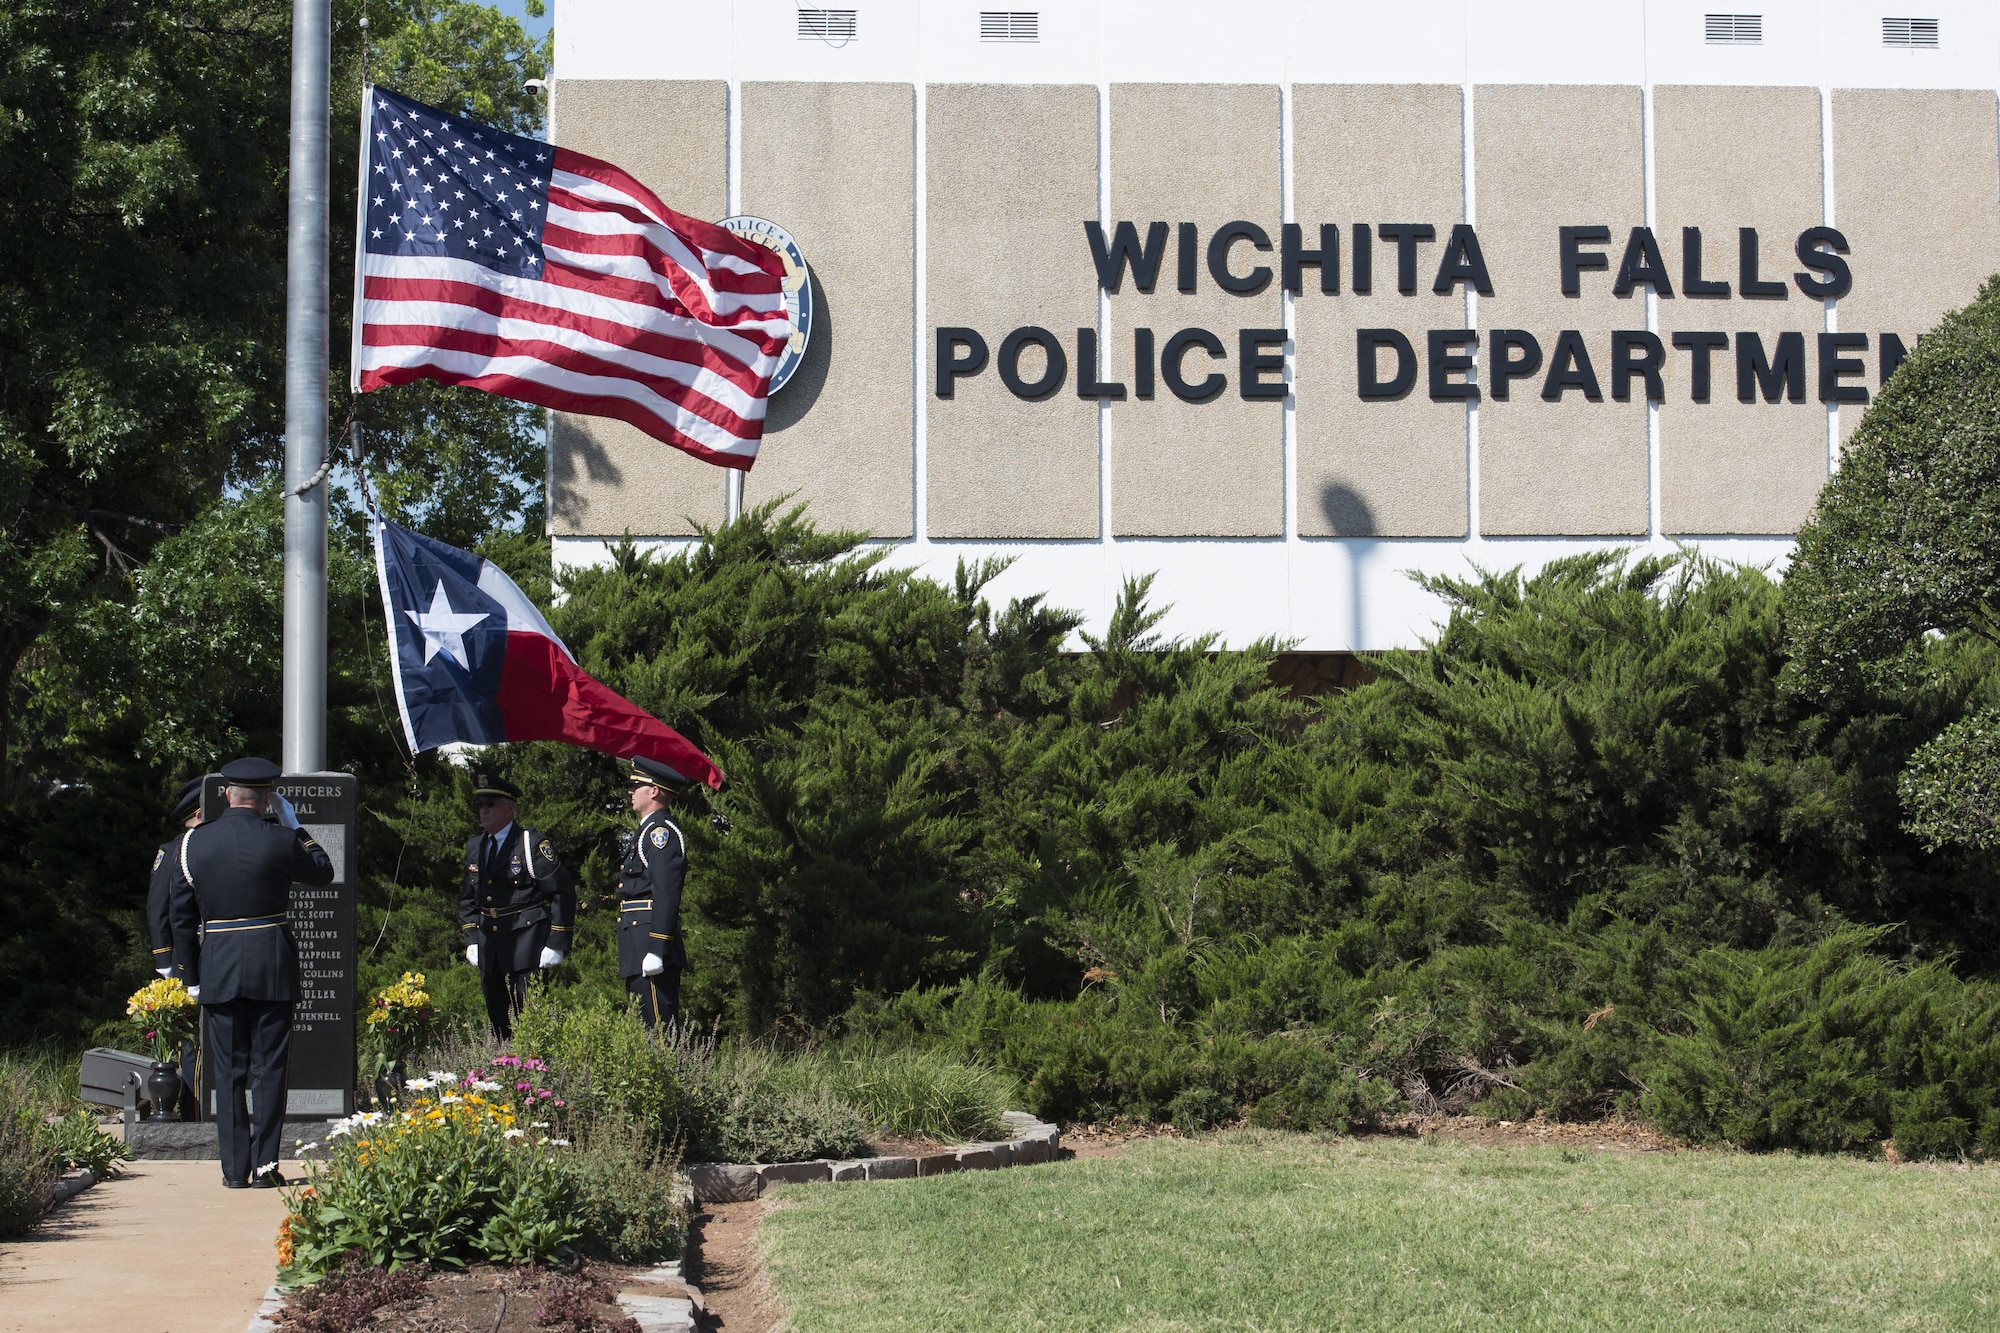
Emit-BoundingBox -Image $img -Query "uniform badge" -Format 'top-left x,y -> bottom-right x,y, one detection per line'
539,840 -> 556,861
649,827 -> 669,849
152,850 -> 164,872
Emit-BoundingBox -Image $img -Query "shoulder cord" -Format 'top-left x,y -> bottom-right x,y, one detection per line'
178,829 -> 198,892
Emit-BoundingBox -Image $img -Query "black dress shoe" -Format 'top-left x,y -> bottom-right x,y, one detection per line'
251,1170 -> 285,1188
222,1178 -> 250,1189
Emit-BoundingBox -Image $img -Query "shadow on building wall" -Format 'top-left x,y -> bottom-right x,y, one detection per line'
764,268 -> 831,433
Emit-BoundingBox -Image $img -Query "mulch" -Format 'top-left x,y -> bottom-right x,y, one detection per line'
273,1259 -> 669,1333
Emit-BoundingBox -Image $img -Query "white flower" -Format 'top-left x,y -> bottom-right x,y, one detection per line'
440,1093 -> 462,1105
326,1122 -> 352,1139
549,1138 -> 570,1147
472,1080 -> 502,1092
530,1121 -> 550,1129
404,1077 -> 435,1091
503,1128 -> 524,1139
427,1070 -> 457,1083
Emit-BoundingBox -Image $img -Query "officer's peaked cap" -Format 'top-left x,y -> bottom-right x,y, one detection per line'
472,772 -> 521,801
169,777 -> 203,821
627,755 -> 693,791
219,756 -> 281,787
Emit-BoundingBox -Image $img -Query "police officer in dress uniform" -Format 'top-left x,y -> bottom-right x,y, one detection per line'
167,757 -> 334,1188
459,773 -> 574,1041
620,756 -> 691,1029
146,776 -> 205,1117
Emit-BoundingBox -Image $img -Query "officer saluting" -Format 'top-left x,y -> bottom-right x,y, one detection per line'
460,773 -> 574,1040
147,777 -> 205,979
166,758 -> 333,1189
620,756 -> 692,1028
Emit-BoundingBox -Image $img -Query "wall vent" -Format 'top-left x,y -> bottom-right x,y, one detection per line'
1881,17 -> 1939,47
1704,13 -> 1763,44
797,8 -> 858,41
979,11 -> 1039,42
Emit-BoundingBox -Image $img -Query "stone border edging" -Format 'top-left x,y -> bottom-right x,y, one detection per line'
48,1168 -> 99,1210
685,1110 -> 1061,1203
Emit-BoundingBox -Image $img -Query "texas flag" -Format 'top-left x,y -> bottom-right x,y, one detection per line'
373,520 -> 720,788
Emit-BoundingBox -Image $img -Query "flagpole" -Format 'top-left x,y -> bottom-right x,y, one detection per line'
282,0 -> 331,774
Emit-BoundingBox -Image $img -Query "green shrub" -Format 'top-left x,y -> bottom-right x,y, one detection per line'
38,1109 -> 132,1177
566,1117 -> 684,1263
0,1068 -> 58,1237
1639,931 -> 2000,1154
696,1044 -> 871,1163
814,1044 -> 1016,1143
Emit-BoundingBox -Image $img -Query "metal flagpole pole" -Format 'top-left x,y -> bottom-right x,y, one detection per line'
282,0 -> 331,774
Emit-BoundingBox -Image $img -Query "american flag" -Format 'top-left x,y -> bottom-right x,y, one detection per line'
351,86 -> 792,470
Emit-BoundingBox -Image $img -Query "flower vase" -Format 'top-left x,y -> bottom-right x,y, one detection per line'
146,1064 -> 183,1121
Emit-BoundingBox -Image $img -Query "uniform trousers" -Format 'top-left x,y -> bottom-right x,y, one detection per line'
627,968 -> 681,1030
205,998 -> 291,1184
478,953 -> 534,1041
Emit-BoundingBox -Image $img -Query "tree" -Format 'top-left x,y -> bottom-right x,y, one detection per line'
1786,274 -> 2000,850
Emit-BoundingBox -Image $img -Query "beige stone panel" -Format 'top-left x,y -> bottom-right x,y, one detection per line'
926,84 -> 1099,539
1110,84 -> 1282,537
548,80 -> 726,535
1475,85 -> 1647,537
1834,88 -> 2000,443
741,83 -> 914,538
1654,85 -> 1826,535
1293,84 -> 1467,538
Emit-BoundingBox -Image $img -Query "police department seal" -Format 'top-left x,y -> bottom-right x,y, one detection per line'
719,215 -> 812,393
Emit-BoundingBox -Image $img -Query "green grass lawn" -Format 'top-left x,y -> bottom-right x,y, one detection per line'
758,1131 -> 2000,1332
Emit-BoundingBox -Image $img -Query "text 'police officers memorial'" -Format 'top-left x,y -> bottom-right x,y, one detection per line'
935,222 -> 1897,406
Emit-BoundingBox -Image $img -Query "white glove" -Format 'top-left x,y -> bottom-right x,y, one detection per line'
538,947 -> 564,969
156,967 -> 173,979
273,794 -> 300,829
641,952 -> 664,977
187,985 -> 201,1001
465,944 -> 479,966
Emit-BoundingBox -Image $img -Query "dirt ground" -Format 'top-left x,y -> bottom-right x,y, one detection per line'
273,1259 -> 700,1333
684,1200 -> 784,1333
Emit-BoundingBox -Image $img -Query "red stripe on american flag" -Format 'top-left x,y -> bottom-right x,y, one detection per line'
358,362 -> 757,470
363,273 -> 766,396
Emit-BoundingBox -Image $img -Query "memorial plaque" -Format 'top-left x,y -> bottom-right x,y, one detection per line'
200,773 -> 360,1119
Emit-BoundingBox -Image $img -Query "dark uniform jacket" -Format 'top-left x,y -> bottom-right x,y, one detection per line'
167,807 -> 335,1004
147,839 -> 184,978
460,825 -> 575,973
618,810 -> 687,978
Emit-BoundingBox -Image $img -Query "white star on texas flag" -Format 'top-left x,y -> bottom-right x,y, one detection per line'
405,582 -> 489,668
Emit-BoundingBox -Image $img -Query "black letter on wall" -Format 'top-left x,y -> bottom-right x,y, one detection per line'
1076,327 -> 1126,399
1134,328 -> 1157,399
935,327 -> 988,398
1818,332 -> 1869,404
1488,330 -> 1543,402
1560,226 -> 1612,296
1682,227 -> 1729,297
1208,222 -> 1274,295
1671,331 -> 1728,402
1736,331 -> 1805,402
1611,331 -> 1666,402
1356,329 -> 1417,399
1880,332 -> 1908,387
1177,223 -> 1199,293
1240,328 -> 1288,399
1428,329 -> 1479,401
1162,328 -> 1227,402
1377,223 -> 1437,295
1353,223 -> 1373,295
1084,221 -> 1168,293
997,326 -> 1068,400
1738,228 -> 1788,299
1542,331 -> 1602,400
1794,226 -> 1853,300
1282,223 -> 1340,294
1613,227 -> 1675,298
1431,224 -> 1493,295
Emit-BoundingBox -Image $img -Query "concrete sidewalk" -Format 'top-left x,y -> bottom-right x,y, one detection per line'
0,1160 -> 299,1333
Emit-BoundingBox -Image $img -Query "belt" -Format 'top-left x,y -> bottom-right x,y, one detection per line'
203,913 -> 287,934
620,899 -> 651,912
479,903 -> 535,919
